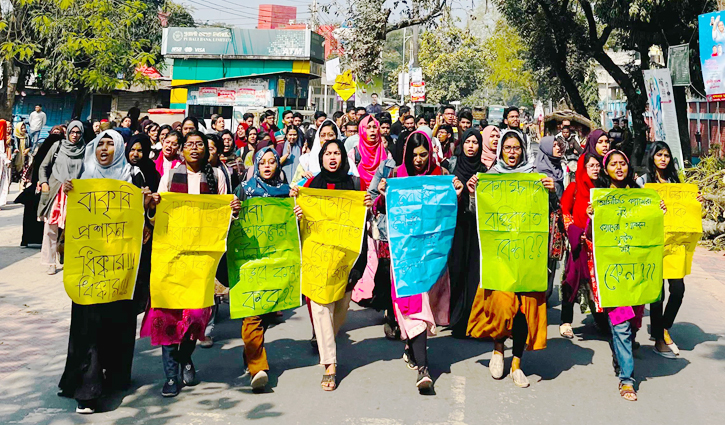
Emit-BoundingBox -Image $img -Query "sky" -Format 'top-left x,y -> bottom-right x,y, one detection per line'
176,0 -> 480,29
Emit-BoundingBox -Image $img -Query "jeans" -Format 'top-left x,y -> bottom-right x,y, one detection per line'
29,130 -> 41,147
609,317 -> 634,386
650,279 -> 685,340
161,339 -> 196,380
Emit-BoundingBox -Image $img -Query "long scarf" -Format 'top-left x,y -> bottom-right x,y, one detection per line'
306,140 -> 356,190
480,126 -> 499,168
13,122 -> 27,171
154,150 -> 181,177
241,147 -> 290,197
488,129 -> 535,174
357,115 -> 386,190
453,128 -> 487,182
534,136 -> 564,182
80,130 -> 132,181
169,165 -> 211,194
571,155 -> 596,228
52,120 -> 87,183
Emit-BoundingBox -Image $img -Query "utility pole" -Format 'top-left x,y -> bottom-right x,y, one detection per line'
310,0 -> 319,31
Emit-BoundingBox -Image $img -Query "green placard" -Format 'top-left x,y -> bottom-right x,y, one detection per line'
475,173 -> 549,292
227,198 -> 301,319
592,189 -> 664,308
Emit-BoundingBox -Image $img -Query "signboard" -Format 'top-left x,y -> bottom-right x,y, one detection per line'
191,79 -> 273,108
410,81 -> 426,103
355,76 -> 384,108
699,11 -> 725,100
197,87 -> 218,105
642,69 -> 685,170
333,70 -> 356,101
668,44 -> 691,86
162,27 -> 325,63
410,67 -> 423,83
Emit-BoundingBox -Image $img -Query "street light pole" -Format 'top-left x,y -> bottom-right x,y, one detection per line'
401,29 -> 413,106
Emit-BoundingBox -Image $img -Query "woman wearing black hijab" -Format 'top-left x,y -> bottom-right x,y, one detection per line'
16,134 -> 64,246
125,134 -> 160,192
447,128 -> 488,338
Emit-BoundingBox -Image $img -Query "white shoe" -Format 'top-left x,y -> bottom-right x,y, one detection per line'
489,352 -> 504,380
251,370 -> 268,391
664,330 -> 680,355
47,265 -> 57,275
511,368 -> 530,388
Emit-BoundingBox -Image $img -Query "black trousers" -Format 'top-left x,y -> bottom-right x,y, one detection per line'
650,279 -> 685,340
496,310 -> 528,358
408,332 -> 428,368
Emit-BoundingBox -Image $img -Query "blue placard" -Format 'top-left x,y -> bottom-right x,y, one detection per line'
386,175 -> 457,297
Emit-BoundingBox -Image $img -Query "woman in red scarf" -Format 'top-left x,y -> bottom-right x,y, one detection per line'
355,115 -> 389,191
559,130 -> 610,339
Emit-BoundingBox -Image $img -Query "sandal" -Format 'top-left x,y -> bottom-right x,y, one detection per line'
559,323 -> 574,339
619,383 -> 637,401
321,374 -> 336,391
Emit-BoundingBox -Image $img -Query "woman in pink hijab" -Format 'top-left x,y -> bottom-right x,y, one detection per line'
356,115 -> 388,191
480,126 -> 500,169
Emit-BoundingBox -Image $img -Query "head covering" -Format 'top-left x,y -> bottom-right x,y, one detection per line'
570,153 -> 598,228
534,136 -> 564,182
80,130 -> 131,181
14,122 -> 27,139
0,120 -> 7,142
125,133 -> 160,191
241,146 -> 290,198
357,115 -> 386,189
583,129 -> 608,160
235,122 -> 248,149
52,120 -> 87,183
398,130 -> 442,177
480,125 -> 499,168
50,125 -> 66,137
99,121 -> 112,131
114,127 -> 132,145
307,140 -> 356,190
453,128 -> 487,182
308,119 -> 341,174
488,130 -> 535,174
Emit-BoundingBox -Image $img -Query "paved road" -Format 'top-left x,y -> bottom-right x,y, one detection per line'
1,184 -> 724,425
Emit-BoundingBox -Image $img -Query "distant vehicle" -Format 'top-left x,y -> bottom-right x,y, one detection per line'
487,105 -> 506,126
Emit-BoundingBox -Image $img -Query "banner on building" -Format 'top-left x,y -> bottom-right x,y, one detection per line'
387,176 -> 457,297
642,69 -> 685,170
297,188 -> 366,305
592,189 -> 664,308
645,183 -> 703,279
227,198 -> 302,319
150,193 -> 233,309
410,82 -> 426,103
64,179 -> 144,305
475,173 -> 549,293
699,11 -> 725,100
668,44 -> 691,86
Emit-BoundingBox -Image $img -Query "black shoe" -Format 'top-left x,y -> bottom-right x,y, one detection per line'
75,399 -> 97,414
384,320 -> 401,340
416,366 -> 433,392
182,362 -> 198,386
161,378 -> 180,397
403,348 -> 417,370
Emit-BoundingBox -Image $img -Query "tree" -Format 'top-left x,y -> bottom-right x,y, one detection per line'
0,0 -> 194,120
329,0 -> 449,79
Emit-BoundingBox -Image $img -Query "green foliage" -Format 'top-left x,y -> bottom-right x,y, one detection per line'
1,0 -> 194,95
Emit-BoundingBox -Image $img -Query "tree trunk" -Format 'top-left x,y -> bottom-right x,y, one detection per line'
673,85 -> 692,163
72,87 -> 89,121
591,49 -> 649,165
0,60 -> 20,122
551,59 -> 590,118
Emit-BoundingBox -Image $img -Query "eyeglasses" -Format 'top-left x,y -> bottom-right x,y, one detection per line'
503,146 -> 522,152
70,130 -> 82,135
586,164 -> 601,170
184,141 -> 205,149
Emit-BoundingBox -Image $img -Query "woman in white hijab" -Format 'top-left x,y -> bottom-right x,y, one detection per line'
291,119 -> 360,183
79,130 -> 132,181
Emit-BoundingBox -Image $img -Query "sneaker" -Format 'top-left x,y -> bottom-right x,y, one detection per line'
75,399 -> 97,414
663,329 -> 680,355
182,362 -> 198,386
403,348 -> 417,370
199,336 -> 214,348
47,265 -> 57,275
416,366 -> 433,391
511,368 -> 530,388
251,370 -> 268,392
161,378 -> 180,397
489,352 -> 504,380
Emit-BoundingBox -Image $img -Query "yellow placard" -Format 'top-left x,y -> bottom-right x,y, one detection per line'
64,179 -> 144,305
332,70 -> 356,101
297,187 -> 366,305
150,193 -> 233,309
645,183 -> 703,279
